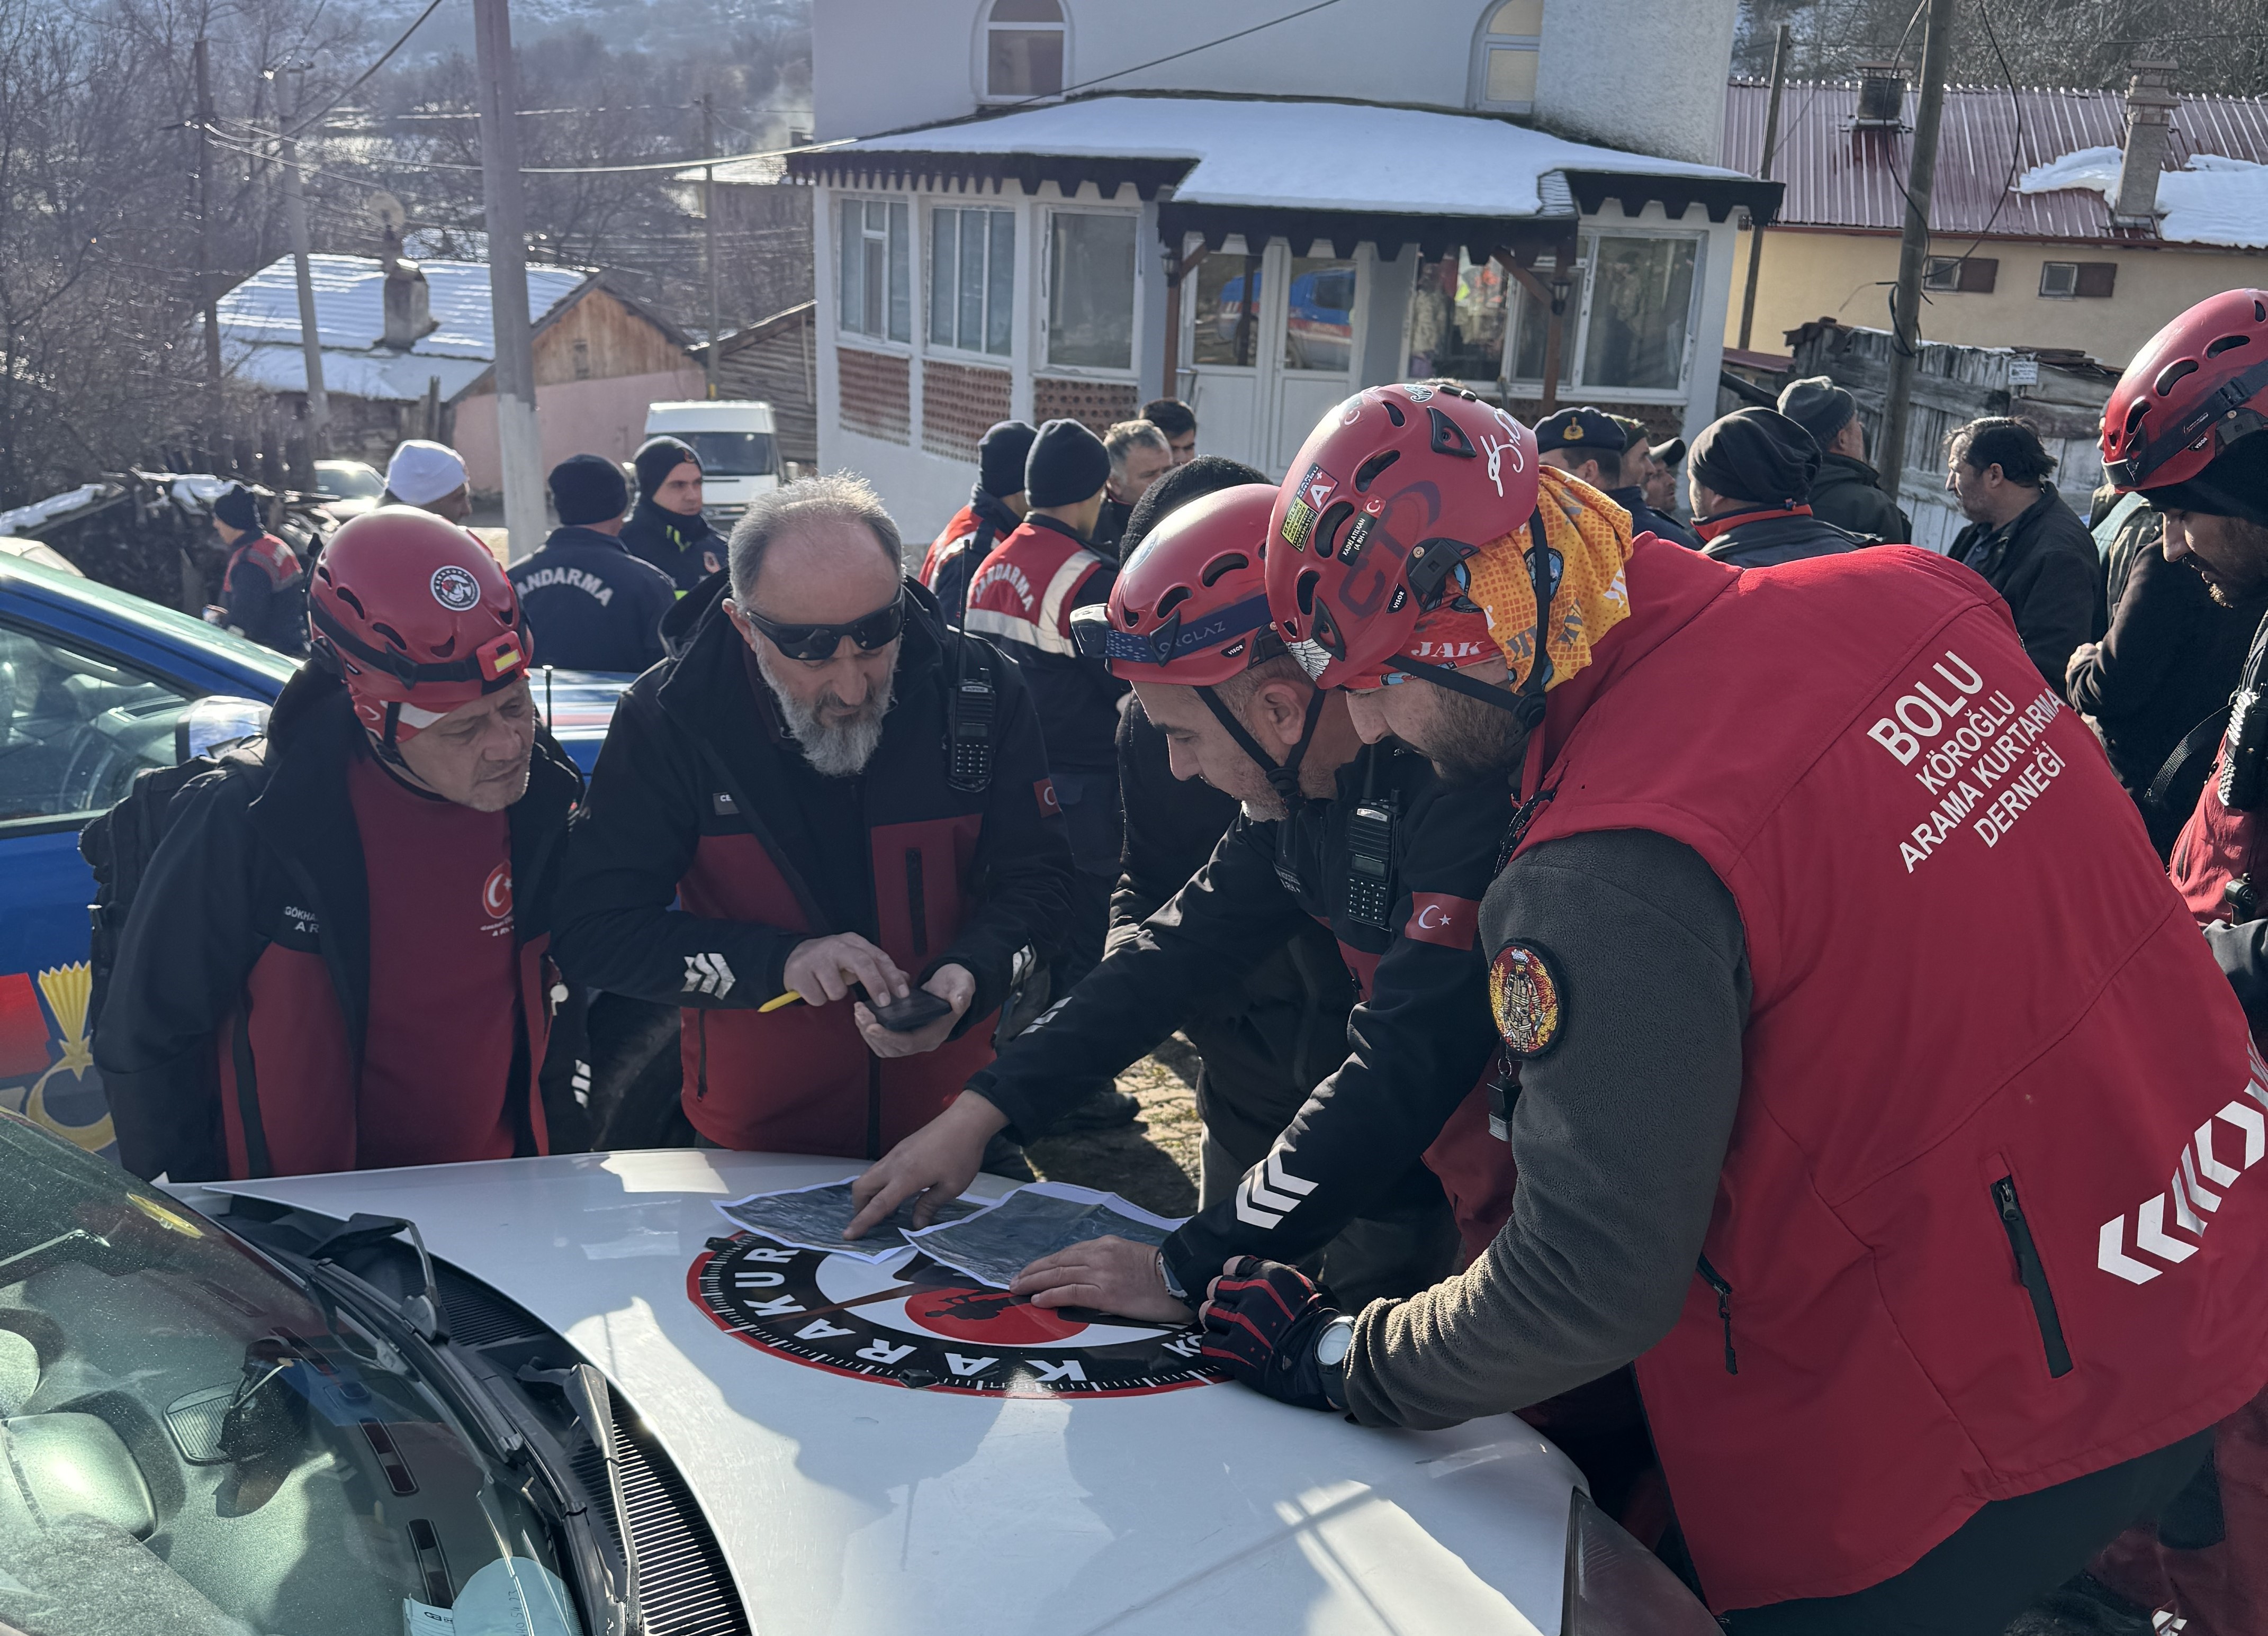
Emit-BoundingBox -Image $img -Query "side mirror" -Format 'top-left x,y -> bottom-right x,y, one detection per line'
176,695 -> 271,762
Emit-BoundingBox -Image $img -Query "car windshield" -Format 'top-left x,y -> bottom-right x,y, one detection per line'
0,1113 -> 585,1636
681,431 -> 777,478
316,464 -> 385,501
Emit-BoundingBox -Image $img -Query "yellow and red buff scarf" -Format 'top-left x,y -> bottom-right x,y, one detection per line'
1367,467 -> 1635,692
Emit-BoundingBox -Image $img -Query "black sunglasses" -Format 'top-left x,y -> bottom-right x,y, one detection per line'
739,589 -> 906,661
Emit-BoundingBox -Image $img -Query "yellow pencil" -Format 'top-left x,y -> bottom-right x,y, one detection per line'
758,990 -> 806,1013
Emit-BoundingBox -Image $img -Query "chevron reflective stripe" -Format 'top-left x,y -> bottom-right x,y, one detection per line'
2098,1089 -> 2268,1282
1232,1149 -> 1319,1228
682,953 -> 736,998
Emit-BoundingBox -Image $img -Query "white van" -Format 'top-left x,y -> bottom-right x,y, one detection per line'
642,400 -> 781,524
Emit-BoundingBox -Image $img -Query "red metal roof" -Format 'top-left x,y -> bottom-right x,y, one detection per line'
1722,79 -> 2268,243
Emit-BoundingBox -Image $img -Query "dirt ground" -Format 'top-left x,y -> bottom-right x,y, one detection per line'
1021,1035 -> 1205,1216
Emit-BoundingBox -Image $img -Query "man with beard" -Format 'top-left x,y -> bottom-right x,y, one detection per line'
552,475 -> 1075,1158
1945,417 -> 2101,685
620,436 -> 727,594
1182,382 -> 2263,1632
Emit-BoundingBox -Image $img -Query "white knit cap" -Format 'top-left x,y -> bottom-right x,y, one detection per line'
384,440 -> 467,507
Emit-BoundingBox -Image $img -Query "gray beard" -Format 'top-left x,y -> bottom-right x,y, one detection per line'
753,643 -> 894,776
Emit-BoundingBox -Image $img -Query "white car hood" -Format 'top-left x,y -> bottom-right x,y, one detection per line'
192,1152 -> 1579,1636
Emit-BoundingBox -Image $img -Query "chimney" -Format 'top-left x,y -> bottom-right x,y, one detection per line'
380,224 -> 436,350
2112,61 -> 2180,227
1854,62 -> 1906,128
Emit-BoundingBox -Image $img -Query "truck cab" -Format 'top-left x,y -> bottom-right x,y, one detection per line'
642,400 -> 781,528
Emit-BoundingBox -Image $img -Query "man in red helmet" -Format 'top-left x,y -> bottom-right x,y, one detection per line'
850,474 -> 1511,1320
1183,382 -> 2266,1631
94,505 -> 585,1182
2084,287 -> 2268,1633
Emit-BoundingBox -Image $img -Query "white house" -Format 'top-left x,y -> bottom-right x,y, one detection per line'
794,0 -> 1778,533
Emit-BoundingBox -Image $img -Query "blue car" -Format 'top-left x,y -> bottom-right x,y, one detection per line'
0,555 -> 624,1159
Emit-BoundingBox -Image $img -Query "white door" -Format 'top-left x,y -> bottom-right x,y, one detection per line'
1180,241 -> 1363,479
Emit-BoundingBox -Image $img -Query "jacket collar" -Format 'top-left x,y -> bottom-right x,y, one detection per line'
539,524 -> 637,556
1695,503 -> 1814,544
1021,512 -> 1092,550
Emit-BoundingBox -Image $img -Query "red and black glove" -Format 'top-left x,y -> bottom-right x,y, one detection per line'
1198,1256 -> 1340,1411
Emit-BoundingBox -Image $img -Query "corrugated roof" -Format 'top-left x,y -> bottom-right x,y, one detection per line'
1722,80 -> 2268,242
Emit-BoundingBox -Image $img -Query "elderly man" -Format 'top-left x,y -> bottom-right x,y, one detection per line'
381,439 -> 473,522
552,475 -> 1075,1158
1777,375 -> 1909,542
1092,419 -> 1174,557
1686,407 -> 1865,567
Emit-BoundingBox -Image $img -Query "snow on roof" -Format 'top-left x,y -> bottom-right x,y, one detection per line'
836,96 -> 1753,219
0,483 -> 110,537
214,254 -> 592,401
2017,147 -> 2268,249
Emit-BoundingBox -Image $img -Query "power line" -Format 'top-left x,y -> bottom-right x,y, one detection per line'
286,0 -> 449,138
1009,0 -> 1350,106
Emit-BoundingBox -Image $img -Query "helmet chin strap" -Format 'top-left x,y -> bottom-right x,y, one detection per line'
1196,682 -> 1328,808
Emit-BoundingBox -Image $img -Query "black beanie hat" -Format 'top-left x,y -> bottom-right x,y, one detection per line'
2145,430 -> 2268,530
1690,408 -> 1822,509
213,484 -> 262,532
550,452 -> 630,526
1122,455 -> 1268,558
978,420 -> 1039,498
1024,418 -> 1111,509
633,435 -> 699,500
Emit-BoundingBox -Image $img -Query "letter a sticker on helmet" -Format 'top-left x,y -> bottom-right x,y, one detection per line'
431,564 -> 480,611
1490,941 -> 1563,1059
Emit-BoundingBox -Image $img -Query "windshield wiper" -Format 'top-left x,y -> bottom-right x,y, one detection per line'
308,1213 -> 447,1342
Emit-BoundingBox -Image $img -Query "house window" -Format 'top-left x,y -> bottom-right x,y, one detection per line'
1924,255 -> 1998,293
839,197 -> 910,344
1046,211 -> 1137,371
931,206 -> 1015,357
984,0 -> 1065,101
2041,260 -> 2117,298
1284,257 -> 1357,373
1407,250 -> 1508,382
1472,0 -> 1543,114
1190,250 -> 1265,368
1582,234 -> 1698,392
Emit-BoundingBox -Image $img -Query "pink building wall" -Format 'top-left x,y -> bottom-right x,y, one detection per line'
453,365 -> 707,498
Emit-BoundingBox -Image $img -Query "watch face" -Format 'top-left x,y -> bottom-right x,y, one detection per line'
1317,1317 -> 1355,1369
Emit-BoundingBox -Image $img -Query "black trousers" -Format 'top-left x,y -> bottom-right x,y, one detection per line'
1712,1429 -> 2213,1634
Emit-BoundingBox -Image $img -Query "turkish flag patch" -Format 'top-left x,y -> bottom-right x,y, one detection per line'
1402,892 -> 1479,950
1034,776 -> 1061,817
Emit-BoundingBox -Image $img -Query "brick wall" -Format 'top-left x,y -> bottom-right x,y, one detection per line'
1032,376 -> 1140,436
838,347 -> 911,444
922,360 -> 1013,462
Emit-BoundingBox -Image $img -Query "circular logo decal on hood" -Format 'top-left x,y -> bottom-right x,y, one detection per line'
690,1235 -> 1223,1397
431,563 -> 480,610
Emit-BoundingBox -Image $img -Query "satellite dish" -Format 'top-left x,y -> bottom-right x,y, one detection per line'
367,192 -> 407,235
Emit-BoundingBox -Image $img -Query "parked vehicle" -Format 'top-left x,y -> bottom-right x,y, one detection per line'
312,459 -> 388,522
0,555 -> 623,1159
642,401 -> 781,526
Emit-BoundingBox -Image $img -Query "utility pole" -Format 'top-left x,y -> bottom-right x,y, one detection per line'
281,67 -> 330,465
472,0 -> 546,558
195,37 -> 224,465
1735,21 -> 1791,352
704,94 -> 720,400
1878,0 -> 1958,507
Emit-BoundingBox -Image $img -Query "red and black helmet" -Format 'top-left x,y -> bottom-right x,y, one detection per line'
1265,382 -> 1540,690
1079,484 -> 1281,684
308,505 -> 530,751
2103,289 -> 2268,493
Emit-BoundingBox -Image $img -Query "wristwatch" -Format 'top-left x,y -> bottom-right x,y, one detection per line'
1315,1314 -> 1357,1409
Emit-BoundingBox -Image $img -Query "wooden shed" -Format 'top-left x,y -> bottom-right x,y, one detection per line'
692,302 -> 820,474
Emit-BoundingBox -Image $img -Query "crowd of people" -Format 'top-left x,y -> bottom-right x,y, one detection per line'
97,289 -> 2268,1633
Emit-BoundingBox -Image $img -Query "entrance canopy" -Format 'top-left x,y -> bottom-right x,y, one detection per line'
788,94 -> 1781,266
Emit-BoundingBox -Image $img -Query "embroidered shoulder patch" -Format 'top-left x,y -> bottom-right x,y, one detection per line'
1490,941 -> 1563,1059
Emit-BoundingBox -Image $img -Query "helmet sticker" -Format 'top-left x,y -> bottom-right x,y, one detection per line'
431,563 -> 481,611
1402,383 -> 1436,402
1339,511 -> 1376,565
1281,498 -> 1318,550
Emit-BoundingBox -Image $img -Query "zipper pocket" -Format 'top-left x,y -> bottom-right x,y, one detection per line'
1696,1255 -> 1738,1375
1993,1175 -> 2074,1378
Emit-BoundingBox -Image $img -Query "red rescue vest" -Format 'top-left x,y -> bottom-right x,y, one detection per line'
1514,538 -> 2268,1611
919,503 -> 978,589
964,518 -> 1105,658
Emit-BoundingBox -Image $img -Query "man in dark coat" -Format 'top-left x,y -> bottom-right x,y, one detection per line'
2067,499 -> 2265,856
509,456 -> 676,673
1946,417 -> 2103,686
1686,408 -> 1864,567
1777,374 -> 1910,542
620,436 -> 727,594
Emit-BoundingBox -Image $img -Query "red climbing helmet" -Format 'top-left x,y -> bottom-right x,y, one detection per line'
308,505 -> 530,748
2103,288 -> 2268,492
1078,484 -> 1281,685
1264,382 -> 1540,689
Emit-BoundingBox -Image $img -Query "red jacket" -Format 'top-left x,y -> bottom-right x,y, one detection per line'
1516,539 -> 2268,1611
965,515 -> 1124,775
552,581 -> 1077,1158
